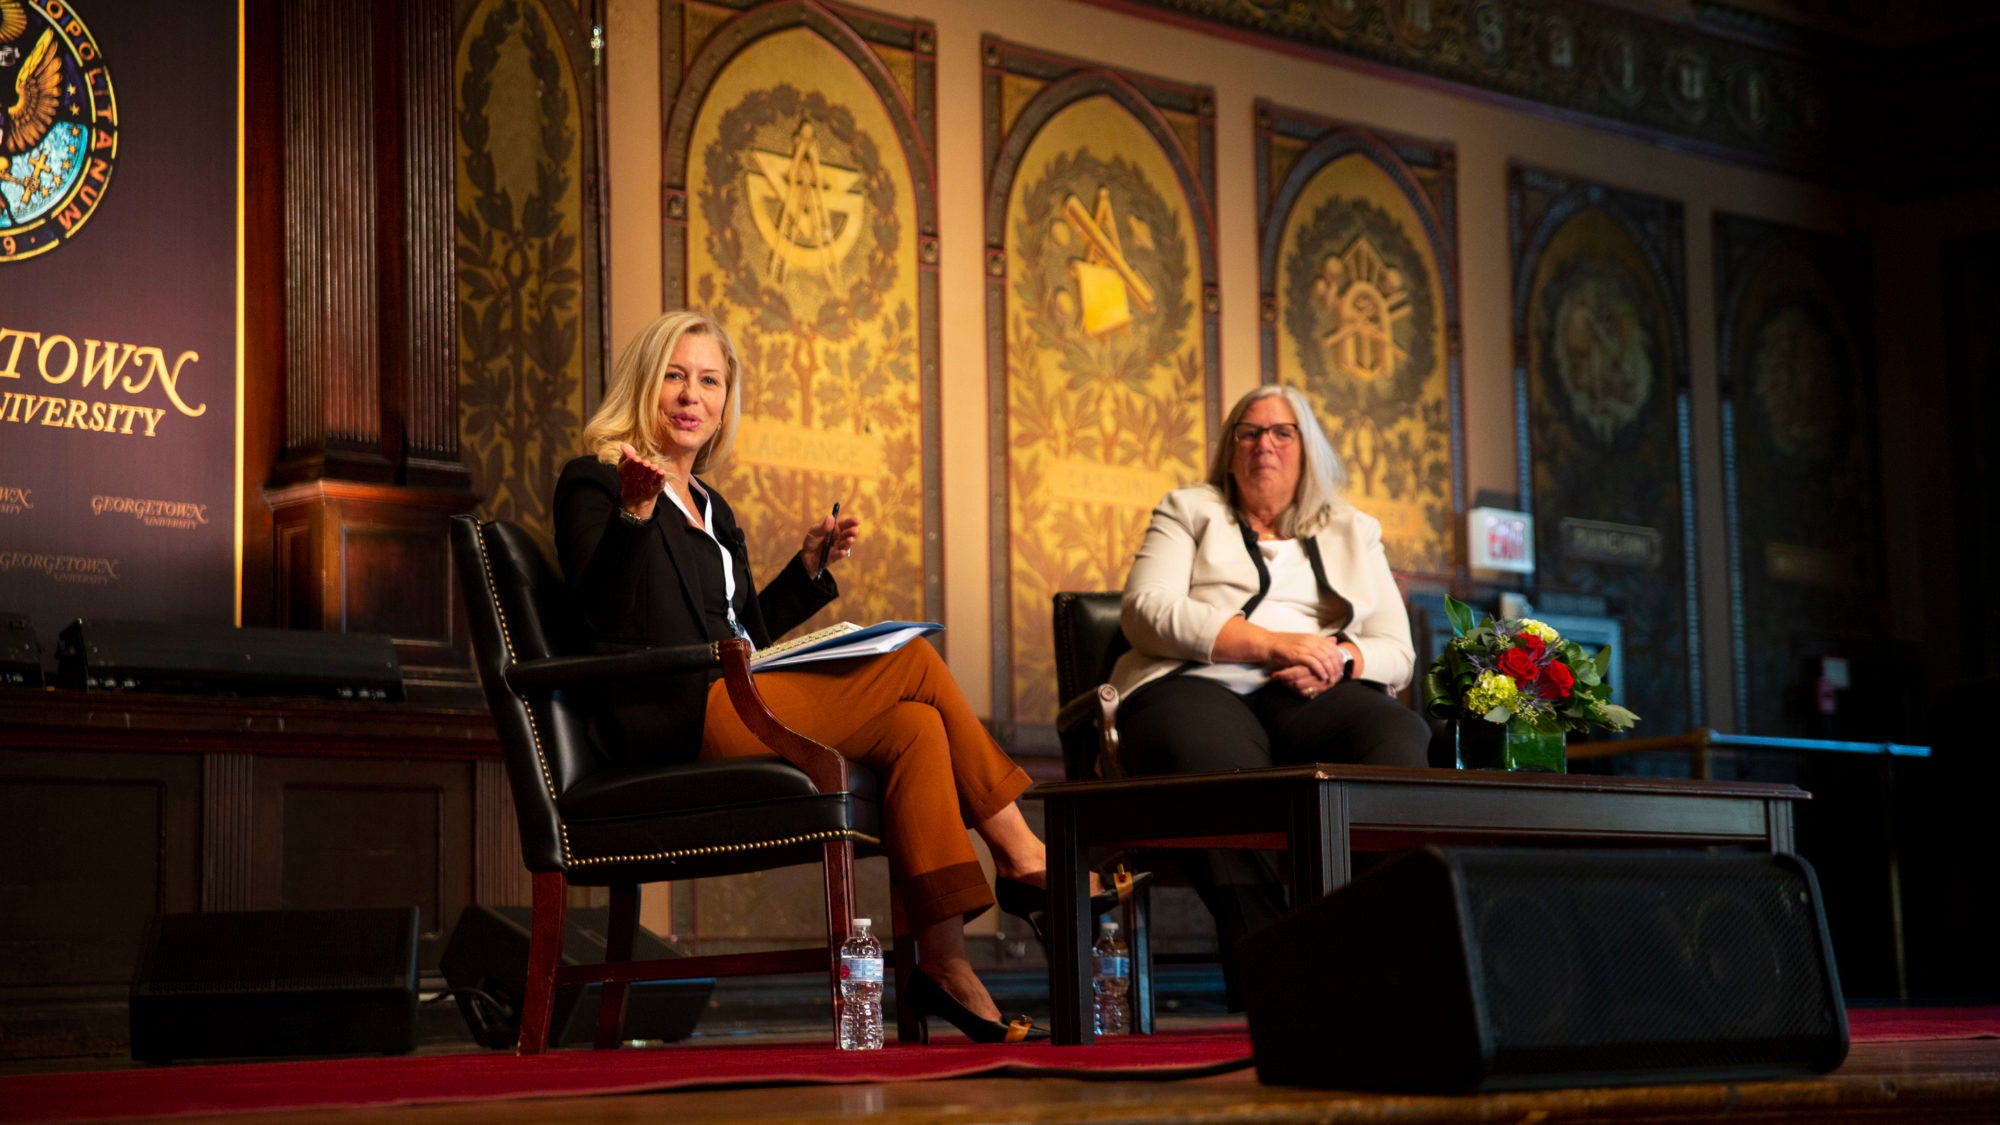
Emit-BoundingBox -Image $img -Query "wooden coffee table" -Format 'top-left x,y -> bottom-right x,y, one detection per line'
1027,763 -> 1808,1045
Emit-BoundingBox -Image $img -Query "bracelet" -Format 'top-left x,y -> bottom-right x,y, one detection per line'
618,508 -> 648,527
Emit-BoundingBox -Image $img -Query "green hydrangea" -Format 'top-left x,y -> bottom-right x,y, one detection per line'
1465,670 -> 1519,717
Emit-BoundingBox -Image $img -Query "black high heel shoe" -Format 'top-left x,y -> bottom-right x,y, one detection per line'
904,970 -> 1048,1044
995,867 -> 1154,946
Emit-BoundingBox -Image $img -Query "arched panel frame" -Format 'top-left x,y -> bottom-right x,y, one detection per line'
657,0 -> 943,627
1507,164 -> 1700,729
979,36 -> 1221,731
1253,104 -> 1465,581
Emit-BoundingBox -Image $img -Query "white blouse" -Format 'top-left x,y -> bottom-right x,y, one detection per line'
658,478 -> 749,646
1185,538 -> 1326,694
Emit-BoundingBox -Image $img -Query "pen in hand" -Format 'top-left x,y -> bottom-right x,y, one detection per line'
816,501 -> 841,576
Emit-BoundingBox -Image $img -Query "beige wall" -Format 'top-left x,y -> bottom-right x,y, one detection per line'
606,0 -> 1871,731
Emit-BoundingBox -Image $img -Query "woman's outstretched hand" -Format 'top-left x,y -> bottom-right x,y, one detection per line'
802,510 -> 862,576
616,442 -> 668,521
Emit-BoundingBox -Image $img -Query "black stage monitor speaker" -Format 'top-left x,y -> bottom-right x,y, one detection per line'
1240,847 -> 1848,1093
130,907 -> 420,1063
440,905 -> 713,1048
56,619 -> 402,700
0,612 -> 43,687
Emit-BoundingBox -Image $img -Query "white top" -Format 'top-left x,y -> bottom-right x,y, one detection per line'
1186,538 -> 1324,694
658,478 -> 748,645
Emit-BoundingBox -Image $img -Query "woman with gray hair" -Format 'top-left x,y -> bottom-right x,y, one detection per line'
1108,383 -> 1431,1009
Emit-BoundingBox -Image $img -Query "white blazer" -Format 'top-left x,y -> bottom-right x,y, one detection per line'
1109,484 -> 1417,700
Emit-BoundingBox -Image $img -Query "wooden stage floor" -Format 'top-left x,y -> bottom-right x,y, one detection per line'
43,1023 -> 2000,1125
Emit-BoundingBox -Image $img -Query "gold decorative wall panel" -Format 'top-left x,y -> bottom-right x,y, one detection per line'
666,2 -> 939,637
1511,164 -> 1695,736
984,39 -> 1219,738
1716,215 -> 1883,738
1257,106 -> 1461,580
454,0 -> 602,551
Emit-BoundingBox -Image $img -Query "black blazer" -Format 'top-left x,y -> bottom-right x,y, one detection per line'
553,455 -> 836,765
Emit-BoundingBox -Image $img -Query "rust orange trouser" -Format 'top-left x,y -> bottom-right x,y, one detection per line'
700,639 -> 1031,933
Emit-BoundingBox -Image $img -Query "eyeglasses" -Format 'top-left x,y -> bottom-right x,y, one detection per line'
1233,422 -> 1300,446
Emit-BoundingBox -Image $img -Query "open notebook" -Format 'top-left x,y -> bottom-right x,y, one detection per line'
749,620 -> 943,671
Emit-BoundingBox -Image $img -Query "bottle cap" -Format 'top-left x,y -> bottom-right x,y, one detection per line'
853,918 -> 871,929
1102,921 -> 1119,937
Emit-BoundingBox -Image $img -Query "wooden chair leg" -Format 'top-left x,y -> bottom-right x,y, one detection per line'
821,840 -> 859,1041
520,871 -> 568,1055
594,883 -> 639,1049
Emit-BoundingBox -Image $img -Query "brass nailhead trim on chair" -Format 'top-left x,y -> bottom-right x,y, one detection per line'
472,524 -> 564,826
568,828 -> 881,869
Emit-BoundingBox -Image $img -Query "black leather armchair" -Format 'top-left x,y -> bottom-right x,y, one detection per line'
1052,591 -> 1130,783
453,514 -> 909,1052
1049,591 -> 1162,1030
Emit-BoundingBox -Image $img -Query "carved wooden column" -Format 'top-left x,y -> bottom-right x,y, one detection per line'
266,0 -> 473,687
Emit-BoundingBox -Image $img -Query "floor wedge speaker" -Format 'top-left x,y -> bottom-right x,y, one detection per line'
1240,847 -> 1848,1093
0,612 -> 43,687
130,908 -> 420,1063
440,905 -> 714,1048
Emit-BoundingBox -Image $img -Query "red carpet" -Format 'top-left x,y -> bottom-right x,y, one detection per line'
1847,1005 -> 2000,1043
0,1031 -> 1253,1123
5,1010 -> 1996,1124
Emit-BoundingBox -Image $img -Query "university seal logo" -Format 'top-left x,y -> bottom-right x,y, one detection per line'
0,0 -> 116,263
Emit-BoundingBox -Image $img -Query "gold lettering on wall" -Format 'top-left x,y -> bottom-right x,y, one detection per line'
0,551 -> 120,584
732,420 -> 886,480
1044,457 -> 1175,511
90,494 -> 210,529
0,324 -> 207,438
1366,497 -> 1429,547
1559,516 -> 1662,566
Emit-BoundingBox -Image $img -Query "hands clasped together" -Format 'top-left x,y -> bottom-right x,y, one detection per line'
1264,631 -> 1351,700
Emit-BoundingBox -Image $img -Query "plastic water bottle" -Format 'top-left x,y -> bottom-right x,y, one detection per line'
838,918 -> 884,1050
1092,921 -> 1131,1036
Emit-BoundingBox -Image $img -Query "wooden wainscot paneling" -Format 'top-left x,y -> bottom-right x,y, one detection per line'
266,479 -> 471,682
0,747 -> 202,1058
0,688 -> 510,1058
249,756 -> 474,971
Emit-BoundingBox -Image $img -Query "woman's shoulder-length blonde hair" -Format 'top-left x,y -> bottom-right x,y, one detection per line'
1204,383 -> 1348,538
581,309 -> 744,476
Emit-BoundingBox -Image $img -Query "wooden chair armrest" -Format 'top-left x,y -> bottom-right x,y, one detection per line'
1056,684 -> 1122,779
717,638 -> 851,795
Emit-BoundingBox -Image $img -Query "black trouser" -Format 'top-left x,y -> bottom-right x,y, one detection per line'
1116,674 -> 1432,1010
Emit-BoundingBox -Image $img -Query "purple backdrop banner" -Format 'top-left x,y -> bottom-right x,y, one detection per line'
0,0 -> 239,647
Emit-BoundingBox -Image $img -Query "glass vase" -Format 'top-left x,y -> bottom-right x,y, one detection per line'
1454,717 -> 1566,773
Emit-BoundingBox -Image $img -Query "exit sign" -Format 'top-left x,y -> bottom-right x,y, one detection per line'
1468,507 -> 1535,574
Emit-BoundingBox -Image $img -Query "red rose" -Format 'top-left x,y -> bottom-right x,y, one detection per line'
1513,634 -> 1546,660
1539,661 -> 1575,699
1497,648 -> 1539,685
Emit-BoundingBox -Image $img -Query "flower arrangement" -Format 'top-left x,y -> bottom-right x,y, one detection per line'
1423,595 -> 1640,736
